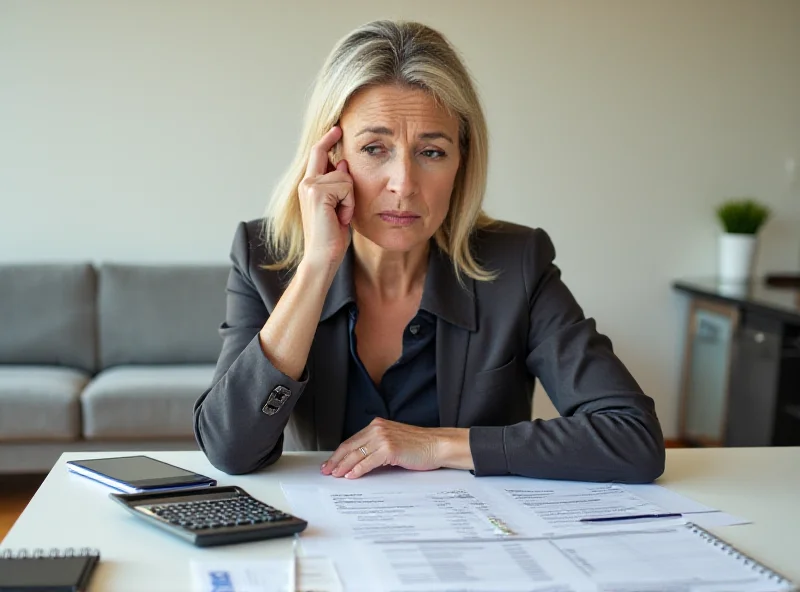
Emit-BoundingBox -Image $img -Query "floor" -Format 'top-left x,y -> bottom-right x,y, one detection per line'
0,475 -> 46,542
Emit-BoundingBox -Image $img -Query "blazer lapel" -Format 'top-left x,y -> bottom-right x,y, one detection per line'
311,314 -> 350,450
311,246 -> 355,450
423,244 -> 477,428
435,321 -> 471,427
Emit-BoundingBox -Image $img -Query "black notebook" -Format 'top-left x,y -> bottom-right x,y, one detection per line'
0,548 -> 99,592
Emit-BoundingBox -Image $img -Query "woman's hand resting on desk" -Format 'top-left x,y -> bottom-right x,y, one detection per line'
321,418 -> 474,479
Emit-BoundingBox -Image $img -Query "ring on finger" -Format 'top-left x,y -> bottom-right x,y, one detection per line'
359,446 -> 368,458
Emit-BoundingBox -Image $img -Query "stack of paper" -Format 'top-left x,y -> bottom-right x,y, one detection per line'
279,478 -> 791,592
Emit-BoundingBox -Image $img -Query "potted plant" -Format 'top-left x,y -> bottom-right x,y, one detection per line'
716,198 -> 770,282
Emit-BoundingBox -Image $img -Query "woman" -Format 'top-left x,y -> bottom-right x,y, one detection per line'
193,20 -> 665,483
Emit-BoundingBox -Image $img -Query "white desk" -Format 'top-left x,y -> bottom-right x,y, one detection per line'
2,448 -> 799,591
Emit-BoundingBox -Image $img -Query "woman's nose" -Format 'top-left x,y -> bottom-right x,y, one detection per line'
386,153 -> 419,199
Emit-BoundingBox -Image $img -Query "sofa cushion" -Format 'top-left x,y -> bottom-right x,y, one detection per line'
0,366 -> 88,441
0,264 -> 96,373
81,365 -> 215,439
97,264 -> 229,368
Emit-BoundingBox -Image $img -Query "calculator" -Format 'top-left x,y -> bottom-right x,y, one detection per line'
109,485 -> 307,547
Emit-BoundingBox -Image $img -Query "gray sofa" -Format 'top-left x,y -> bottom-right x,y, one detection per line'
0,262 -> 230,473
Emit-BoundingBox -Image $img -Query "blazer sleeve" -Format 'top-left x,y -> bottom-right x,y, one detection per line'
193,222 -> 309,475
469,228 -> 665,483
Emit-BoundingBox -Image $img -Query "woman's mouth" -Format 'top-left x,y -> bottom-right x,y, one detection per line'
378,211 -> 420,226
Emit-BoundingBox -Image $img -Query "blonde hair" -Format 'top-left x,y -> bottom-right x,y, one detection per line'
263,20 -> 496,282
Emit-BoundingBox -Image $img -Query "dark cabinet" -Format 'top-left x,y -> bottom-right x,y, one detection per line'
680,301 -> 738,445
675,279 -> 800,448
726,314 -> 781,446
774,324 -> 800,446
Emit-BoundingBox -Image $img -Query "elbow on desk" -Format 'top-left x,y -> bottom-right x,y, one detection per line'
623,446 -> 666,484
594,397 -> 667,484
197,432 -> 284,476
193,413 -> 284,476
211,451 -> 282,476
579,410 -> 667,484
619,418 -> 667,484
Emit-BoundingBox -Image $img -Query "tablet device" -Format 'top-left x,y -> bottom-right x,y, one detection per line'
66,455 -> 216,493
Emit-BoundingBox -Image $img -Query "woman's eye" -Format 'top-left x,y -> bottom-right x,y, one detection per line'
360,146 -> 446,159
361,145 -> 384,156
421,149 -> 446,159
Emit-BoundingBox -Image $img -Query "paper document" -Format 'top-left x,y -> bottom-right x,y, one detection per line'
191,559 -> 289,592
367,527 -> 794,592
620,483 -> 716,514
281,485 -> 385,592
621,483 -> 751,527
495,482 -> 685,533
190,557 -> 341,592
550,526 -> 795,592
368,539 -> 586,592
297,557 -> 342,592
284,482 -> 679,544
688,511 -> 751,528
280,481 -> 788,592
317,487 -> 528,542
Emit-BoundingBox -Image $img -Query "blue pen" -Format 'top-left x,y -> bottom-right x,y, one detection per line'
580,512 -> 682,523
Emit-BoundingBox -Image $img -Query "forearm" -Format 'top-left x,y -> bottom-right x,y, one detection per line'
194,334 -> 307,474
470,404 -> 665,483
259,260 -> 336,380
195,222 -> 337,475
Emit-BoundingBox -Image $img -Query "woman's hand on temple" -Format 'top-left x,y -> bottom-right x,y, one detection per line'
298,126 -> 355,272
320,418 -> 473,479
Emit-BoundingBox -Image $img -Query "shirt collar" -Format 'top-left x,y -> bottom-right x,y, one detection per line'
319,245 -> 356,322
319,240 -> 477,332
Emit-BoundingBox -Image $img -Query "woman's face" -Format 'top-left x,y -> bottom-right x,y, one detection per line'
337,85 -> 461,253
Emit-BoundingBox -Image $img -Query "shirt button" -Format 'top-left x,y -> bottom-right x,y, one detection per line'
409,324 -> 420,335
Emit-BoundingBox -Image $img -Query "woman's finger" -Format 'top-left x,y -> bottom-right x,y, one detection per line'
305,126 -> 343,178
344,448 -> 385,479
330,444 -> 373,478
334,160 -> 355,226
321,429 -> 365,475
320,445 -> 349,475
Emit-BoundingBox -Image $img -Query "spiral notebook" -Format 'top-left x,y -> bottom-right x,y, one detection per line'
0,548 -> 100,592
685,523 -> 797,591
545,522 -> 798,592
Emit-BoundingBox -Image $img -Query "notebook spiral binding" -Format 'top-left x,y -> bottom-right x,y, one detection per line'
0,548 -> 100,560
687,523 -> 793,586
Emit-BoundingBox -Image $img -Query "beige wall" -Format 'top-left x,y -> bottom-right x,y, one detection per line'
1,0 -> 799,437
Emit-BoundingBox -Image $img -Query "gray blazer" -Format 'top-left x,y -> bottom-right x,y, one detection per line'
194,219 -> 665,482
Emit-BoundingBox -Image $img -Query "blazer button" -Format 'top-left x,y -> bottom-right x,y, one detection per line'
262,385 -> 292,415
271,385 -> 291,403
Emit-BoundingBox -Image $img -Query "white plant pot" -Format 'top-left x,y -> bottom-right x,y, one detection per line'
718,233 -> 757,282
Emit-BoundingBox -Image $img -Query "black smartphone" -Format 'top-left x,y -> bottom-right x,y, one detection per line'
66,455 -> 216,493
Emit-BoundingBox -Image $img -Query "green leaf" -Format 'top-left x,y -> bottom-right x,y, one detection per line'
715,198 -> 770,234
